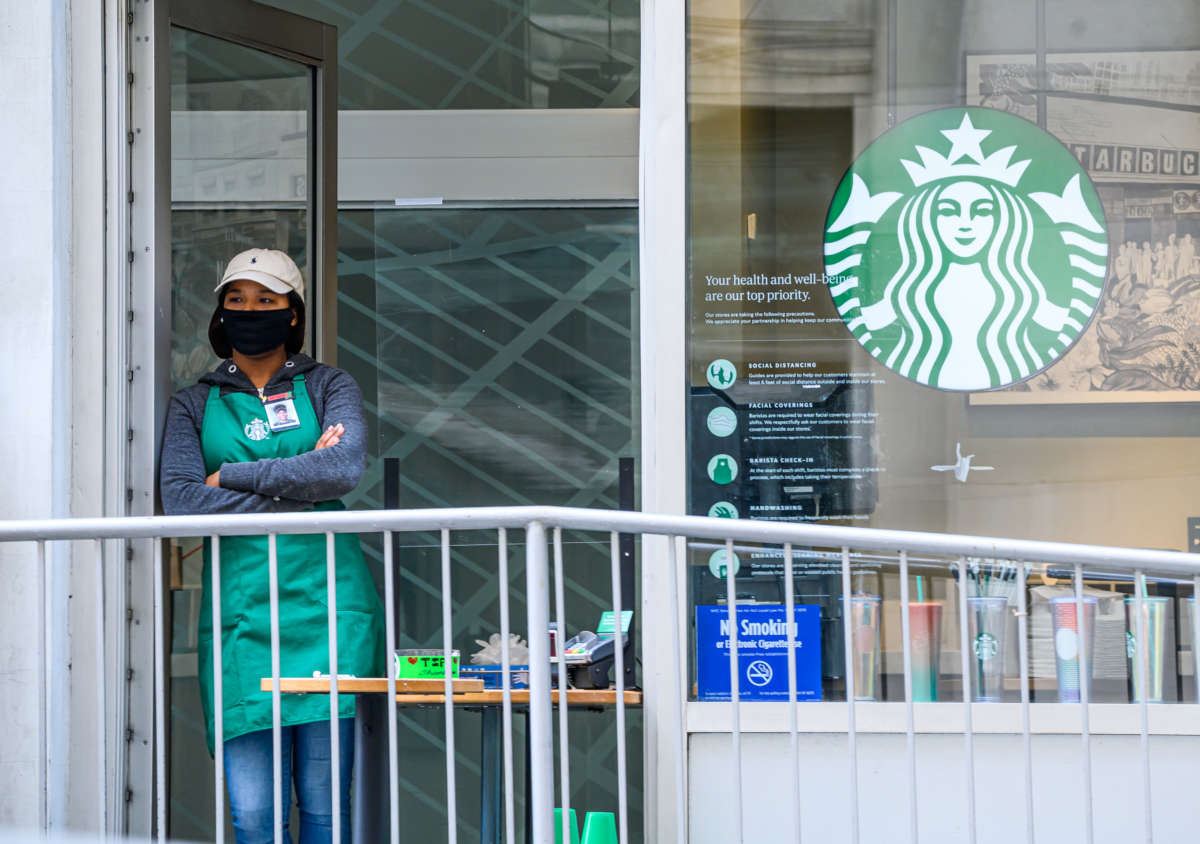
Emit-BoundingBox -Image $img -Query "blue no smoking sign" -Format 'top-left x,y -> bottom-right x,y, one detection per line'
696,604 -> 822,701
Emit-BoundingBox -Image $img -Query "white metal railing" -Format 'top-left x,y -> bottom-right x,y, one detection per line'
5,506 -> 1200,843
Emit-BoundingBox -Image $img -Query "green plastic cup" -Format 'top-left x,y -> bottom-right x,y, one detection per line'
908,602 -> 943,702
555,808 -> 581,844
581,811 -> 619,844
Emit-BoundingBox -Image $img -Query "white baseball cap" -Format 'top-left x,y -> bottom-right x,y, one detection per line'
216,248 -> 305,301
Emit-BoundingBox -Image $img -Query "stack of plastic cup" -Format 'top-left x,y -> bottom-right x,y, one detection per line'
1125,596 -> 1169,703
1049,595 -> 1097,703
967,596 -> 1008,702
908,602 -> 943,702
847,594 -> 882,701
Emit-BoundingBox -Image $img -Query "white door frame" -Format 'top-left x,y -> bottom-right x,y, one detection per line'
637,0 -> 689,842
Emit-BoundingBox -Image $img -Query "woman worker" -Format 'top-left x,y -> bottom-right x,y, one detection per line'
161,247 -> 385,843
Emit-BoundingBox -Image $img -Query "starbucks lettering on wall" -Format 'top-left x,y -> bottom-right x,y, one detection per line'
824,108 -> 1110,391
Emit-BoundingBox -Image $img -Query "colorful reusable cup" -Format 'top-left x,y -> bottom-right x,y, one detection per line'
846,594 -> 882,701
1049,595 -> 1097,703
908,602 -> 943,702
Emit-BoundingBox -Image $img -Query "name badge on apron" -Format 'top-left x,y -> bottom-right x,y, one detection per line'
264,391 -> 301,432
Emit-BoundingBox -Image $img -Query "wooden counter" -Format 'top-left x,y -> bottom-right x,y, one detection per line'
259,676 -> 642,706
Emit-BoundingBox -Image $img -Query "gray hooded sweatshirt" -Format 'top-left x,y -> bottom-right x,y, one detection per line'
160,354 -> 366,515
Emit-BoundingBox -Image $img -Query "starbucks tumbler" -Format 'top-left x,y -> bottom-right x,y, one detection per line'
967,596 -> 1008,702
1125,596 -> 1169,703
845,594 -> 882,701
1049,596 -> 1097,703
908,602 -> 943,702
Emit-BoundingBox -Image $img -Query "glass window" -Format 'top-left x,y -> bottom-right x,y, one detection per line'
169,201 -> 642,839
169,27 -> 311,391
337,206 -> 642,838
262,0 -> 640,108
686,0 -> 1200,705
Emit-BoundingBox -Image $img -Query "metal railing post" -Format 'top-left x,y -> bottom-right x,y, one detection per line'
840,547 -> 859,844
898,550 -> 918,844
609,532 -> 630,844
524,521 -> 553,844
553,529 -> 572,844
666,536 -> 687,844
383,532 -> 399,844
37,540 -> 48,833
441,528 -> 458,844
268,533 -> 283,844
957,557 -> 977,844
1016,561 -> 1034,844
148,538 -> 160,844
1134,571 -> 1153,843
1073,564 -> 1094,844
325,532 -> 341,844
497,528 -> 517,844
212,537 -> 225,844
783,543 -> 802,843
725,537 -> 744,844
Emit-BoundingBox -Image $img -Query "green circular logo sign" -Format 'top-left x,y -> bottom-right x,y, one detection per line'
706,406 -> 738,437
824,108 -> 1108,391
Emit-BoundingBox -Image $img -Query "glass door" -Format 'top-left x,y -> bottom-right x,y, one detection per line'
163,2 -> 337,839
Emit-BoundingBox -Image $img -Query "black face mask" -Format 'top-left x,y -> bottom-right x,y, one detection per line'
220,308 -> 294,356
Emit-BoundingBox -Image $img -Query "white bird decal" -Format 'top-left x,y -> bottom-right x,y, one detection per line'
931,442 -> 995,483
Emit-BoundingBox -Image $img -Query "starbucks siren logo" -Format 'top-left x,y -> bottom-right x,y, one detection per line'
973,632 -> 999,661
823,108 -> 1109,391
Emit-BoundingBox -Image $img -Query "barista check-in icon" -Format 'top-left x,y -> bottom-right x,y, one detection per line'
707,454 -> 738,485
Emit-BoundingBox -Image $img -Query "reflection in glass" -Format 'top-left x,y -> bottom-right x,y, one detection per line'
334,206 -> 642,841
169,29 -> 311,390
685,0 -> 1200,706
262,0 -> 640,108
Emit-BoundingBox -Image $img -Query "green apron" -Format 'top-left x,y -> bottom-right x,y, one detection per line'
197,373 -> 385,753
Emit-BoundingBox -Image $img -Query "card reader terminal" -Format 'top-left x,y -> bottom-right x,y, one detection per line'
557,611 -> 633,689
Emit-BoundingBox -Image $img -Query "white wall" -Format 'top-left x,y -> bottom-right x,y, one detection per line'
0,0 -> 111,834
690,730 -> 1200,842
170,109 -> 638,203
0,0 -> 62,830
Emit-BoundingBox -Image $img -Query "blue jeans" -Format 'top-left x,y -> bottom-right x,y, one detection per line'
223,719 -> 354,844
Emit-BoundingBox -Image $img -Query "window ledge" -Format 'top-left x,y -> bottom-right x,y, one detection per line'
685,701 -> 1200,736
